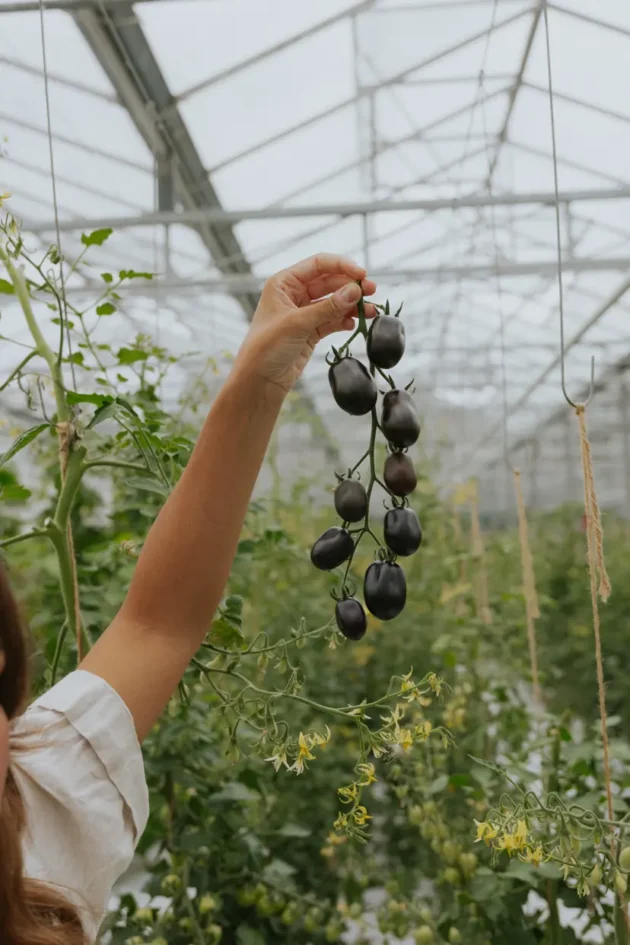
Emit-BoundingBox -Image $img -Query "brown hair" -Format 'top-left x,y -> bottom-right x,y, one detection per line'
0,562 -> 87,945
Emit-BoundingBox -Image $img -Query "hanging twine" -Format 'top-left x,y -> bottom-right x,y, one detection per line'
469,487 -> 492,625
575,405 -> 613,833
512,469 -> 542,704
56,421 -> 84,661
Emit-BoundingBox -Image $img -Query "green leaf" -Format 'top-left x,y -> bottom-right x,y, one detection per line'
262,859 -> 296,883
86,400 -> 118,429
209,616 -> 245,648
117,347 -> 148,365
427,774 -> 449,795
448,773 -> 472,788
66,351 -> 84,365
237,925 -> 266,945
469,867 -> 503,903
66,391 -> 109,407
0,278 -> 14,294
119,269 -> 153,280
127,476 -> 169,496
225,594 -> 244,616
96,302 -> 116,316
1,484 -> 32,502
209,782 -> 259,804
277,823 -> 311,838
504,859 -> 539,887
81,227 -> 113,247
101,272 -> 113,284
0,423 -> 50,467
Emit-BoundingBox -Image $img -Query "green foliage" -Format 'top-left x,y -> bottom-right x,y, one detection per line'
2,210 -> 630,945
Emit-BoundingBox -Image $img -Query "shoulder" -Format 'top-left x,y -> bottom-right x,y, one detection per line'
11,669 -> 149,937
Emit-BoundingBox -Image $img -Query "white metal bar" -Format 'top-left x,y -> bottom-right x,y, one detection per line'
549,3 -> 630,40
175,1 -> 374,103
510,139 -> 630,187
0,0 -> 176,10
0,54 -> 116,101
398,74 -> 513,85
29,186 -> 630,232
0,111 -> 152,171
57,258 -> 630,295
207,6 -> 530,173
486,3 -> 542,183
268,87 -> 507,208
456,276 -> 630,473
524,80 -> 630,126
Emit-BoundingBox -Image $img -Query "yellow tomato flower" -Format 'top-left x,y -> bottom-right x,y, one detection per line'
356,763 -> 377,786
310,726 -> 331,748
265,748 -> 289,772
474,820 -> 498,843
396,728 -> 414,752
520,844 -> 546,867
415,721 -> 433,740
428,673 -> 443,696
288,732 -> 315,774
334,812 -> 349,831
338,782 -> 359,804
353,806 -> 372,826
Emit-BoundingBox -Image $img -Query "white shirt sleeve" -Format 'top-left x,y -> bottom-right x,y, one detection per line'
10,669 -> 149,941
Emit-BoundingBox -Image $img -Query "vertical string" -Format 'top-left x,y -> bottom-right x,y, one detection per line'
38,0 -> 83,660
576,406 -> 613,831
542,1 -> 618,888
513,469 -> 542,704
469,484 -> 492,626
477,9 -> 542,703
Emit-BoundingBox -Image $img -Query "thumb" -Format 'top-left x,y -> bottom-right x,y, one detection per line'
300,282 -> 363,330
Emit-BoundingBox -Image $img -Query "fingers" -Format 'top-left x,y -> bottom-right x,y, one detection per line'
306,276 -> 376,302
311,303 -> 378,341
285,253 -> 366,285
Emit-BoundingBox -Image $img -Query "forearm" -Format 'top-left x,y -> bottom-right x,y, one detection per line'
117,363 -> 284,640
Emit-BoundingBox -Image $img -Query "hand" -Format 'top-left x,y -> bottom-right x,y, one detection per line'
235,254 -> 377,393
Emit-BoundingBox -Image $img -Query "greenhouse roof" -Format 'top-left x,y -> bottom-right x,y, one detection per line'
1,0 -> 630,504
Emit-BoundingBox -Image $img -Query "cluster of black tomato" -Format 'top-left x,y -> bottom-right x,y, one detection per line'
310,299 -> 422,642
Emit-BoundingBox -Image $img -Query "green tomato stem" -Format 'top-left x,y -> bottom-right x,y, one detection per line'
0,349 -> 37,392
0,528 -> 49,549
0,241 -> 68,423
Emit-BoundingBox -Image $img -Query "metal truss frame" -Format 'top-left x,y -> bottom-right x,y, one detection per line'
3,0 -> 630,484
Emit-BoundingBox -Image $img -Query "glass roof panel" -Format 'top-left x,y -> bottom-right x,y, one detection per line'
0,0 -> 629,504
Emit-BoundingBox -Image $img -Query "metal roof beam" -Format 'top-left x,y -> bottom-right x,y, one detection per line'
510,139 -> 630,187
0,54 -> 116,101
524,80 -> 630,127
72,2 -> 259,315
57,258 -> 630,296
0,0 -> 176,11
455,276 -> 630,473
30,185 -> 630,233
0,111 -> 151,172
549,3 -> 630,40
208,6 -> 530,173
175,1 -> 374,103
485,2 -> 542,184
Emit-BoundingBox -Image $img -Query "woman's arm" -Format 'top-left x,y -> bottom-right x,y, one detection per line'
80,254 -> 376,740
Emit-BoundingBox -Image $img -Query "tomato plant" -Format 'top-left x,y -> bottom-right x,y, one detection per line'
2,200 -> 630,945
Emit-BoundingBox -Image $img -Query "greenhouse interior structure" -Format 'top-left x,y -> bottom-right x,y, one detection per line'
2,1 -> 630,944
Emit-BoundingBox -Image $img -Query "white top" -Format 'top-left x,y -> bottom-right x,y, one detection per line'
10,669 -> 149,941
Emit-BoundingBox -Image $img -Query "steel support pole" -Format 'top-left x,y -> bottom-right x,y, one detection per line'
57,259 -> 630,296
28,186 -> 630,233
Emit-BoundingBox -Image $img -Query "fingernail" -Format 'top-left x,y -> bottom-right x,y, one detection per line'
337,283 -> 362,306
